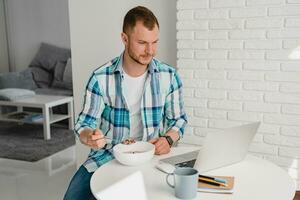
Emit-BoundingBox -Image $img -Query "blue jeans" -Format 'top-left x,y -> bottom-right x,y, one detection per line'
64,165 -> 96,200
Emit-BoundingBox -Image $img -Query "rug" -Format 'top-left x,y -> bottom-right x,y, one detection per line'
0,122 -> 75,162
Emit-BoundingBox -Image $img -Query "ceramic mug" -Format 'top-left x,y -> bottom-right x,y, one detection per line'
166,167 -> 198,199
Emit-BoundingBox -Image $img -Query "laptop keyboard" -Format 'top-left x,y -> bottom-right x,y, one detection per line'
175,159 -> 196,168
160,150 -> 200,165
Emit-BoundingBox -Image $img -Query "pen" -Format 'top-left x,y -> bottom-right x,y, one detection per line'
198,178 -> 222,186
198,174 -> 227,184
198,177 -> 227,187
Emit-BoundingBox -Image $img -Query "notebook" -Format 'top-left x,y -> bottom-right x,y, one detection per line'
159,122 -> 260,173
198,176 -> 235,194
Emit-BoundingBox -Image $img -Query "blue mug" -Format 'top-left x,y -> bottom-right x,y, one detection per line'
166,167 -> 198,199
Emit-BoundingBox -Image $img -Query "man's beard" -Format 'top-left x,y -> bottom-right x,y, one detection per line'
128,48 -> 153,66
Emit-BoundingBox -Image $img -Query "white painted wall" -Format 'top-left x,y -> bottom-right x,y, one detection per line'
0,0 -> 9,73
177,0 -> 300,189
68,0 -> 177,167
4,0 -> 70,72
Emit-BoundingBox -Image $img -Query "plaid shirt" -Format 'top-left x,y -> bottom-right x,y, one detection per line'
75,53 -> 187,172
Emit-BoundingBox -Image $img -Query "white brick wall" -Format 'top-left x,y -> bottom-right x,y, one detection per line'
177,0 -> 300,189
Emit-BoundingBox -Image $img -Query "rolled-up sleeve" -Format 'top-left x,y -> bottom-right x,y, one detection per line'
164,71 -> 188,138
74,73 -> 105,138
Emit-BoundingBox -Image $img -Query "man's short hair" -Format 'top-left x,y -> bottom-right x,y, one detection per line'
123,6 -> 159,35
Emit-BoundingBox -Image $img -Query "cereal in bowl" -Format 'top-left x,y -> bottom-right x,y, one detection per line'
122,138 -> 136,145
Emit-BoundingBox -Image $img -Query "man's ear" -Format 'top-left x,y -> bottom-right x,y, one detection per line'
121,32 -> 128,46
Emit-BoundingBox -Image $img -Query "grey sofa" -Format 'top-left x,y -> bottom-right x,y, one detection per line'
0,43 -> 73,114
0,43 -> 73,97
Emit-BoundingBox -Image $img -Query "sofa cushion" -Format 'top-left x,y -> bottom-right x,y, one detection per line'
63,58 -> 72,84
52,58 -> 72,90
52,81 -> 72,91
53,60 -> 67,82
0,69 -> 37,90
35,88 -> 73,96
29,43 -> 71,72
30,67 -> 53,88
0,88 -> 36,101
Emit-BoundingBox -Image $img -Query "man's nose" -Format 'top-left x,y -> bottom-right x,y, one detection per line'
145,44 -> 153,54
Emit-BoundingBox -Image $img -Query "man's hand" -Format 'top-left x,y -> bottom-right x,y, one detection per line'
149,137 -> 170,155
149,129 -> 180,155
79,128 -> 107,149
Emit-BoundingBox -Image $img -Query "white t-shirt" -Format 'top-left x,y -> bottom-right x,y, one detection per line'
123,70 -> 147,141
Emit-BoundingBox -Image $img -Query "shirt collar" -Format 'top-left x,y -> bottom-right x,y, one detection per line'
113,51 -> 159,75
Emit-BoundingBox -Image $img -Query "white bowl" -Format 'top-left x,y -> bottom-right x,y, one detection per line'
113,141 -> 155,166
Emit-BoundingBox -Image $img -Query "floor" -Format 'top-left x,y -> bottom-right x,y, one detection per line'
0,146 -> 77,200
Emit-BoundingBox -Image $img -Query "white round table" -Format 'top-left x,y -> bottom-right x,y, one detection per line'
90,146 -> 296,200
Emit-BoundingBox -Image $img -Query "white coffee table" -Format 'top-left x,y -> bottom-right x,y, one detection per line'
0,95 -> 74,140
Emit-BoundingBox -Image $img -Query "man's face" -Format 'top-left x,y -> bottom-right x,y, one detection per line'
122,21 -> 159,66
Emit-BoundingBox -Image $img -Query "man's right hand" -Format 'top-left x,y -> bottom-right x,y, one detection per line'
79,128 -> 107,149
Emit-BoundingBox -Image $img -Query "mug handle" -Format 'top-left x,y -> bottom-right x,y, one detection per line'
166,173 -> 175,188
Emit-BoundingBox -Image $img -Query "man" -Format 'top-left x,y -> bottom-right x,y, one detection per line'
64,6 -> 187,200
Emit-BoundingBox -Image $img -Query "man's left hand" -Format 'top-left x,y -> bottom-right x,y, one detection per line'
148,137 -> 170,155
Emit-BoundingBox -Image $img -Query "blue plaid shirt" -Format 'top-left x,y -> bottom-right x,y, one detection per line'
75,53 -> 187,172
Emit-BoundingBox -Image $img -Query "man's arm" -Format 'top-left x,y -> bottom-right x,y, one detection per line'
74,73 -> 107,149
164,71 -> 188,139
149,71 -> 187,155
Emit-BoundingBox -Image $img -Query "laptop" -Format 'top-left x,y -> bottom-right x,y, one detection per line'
159,122 -> 260,173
